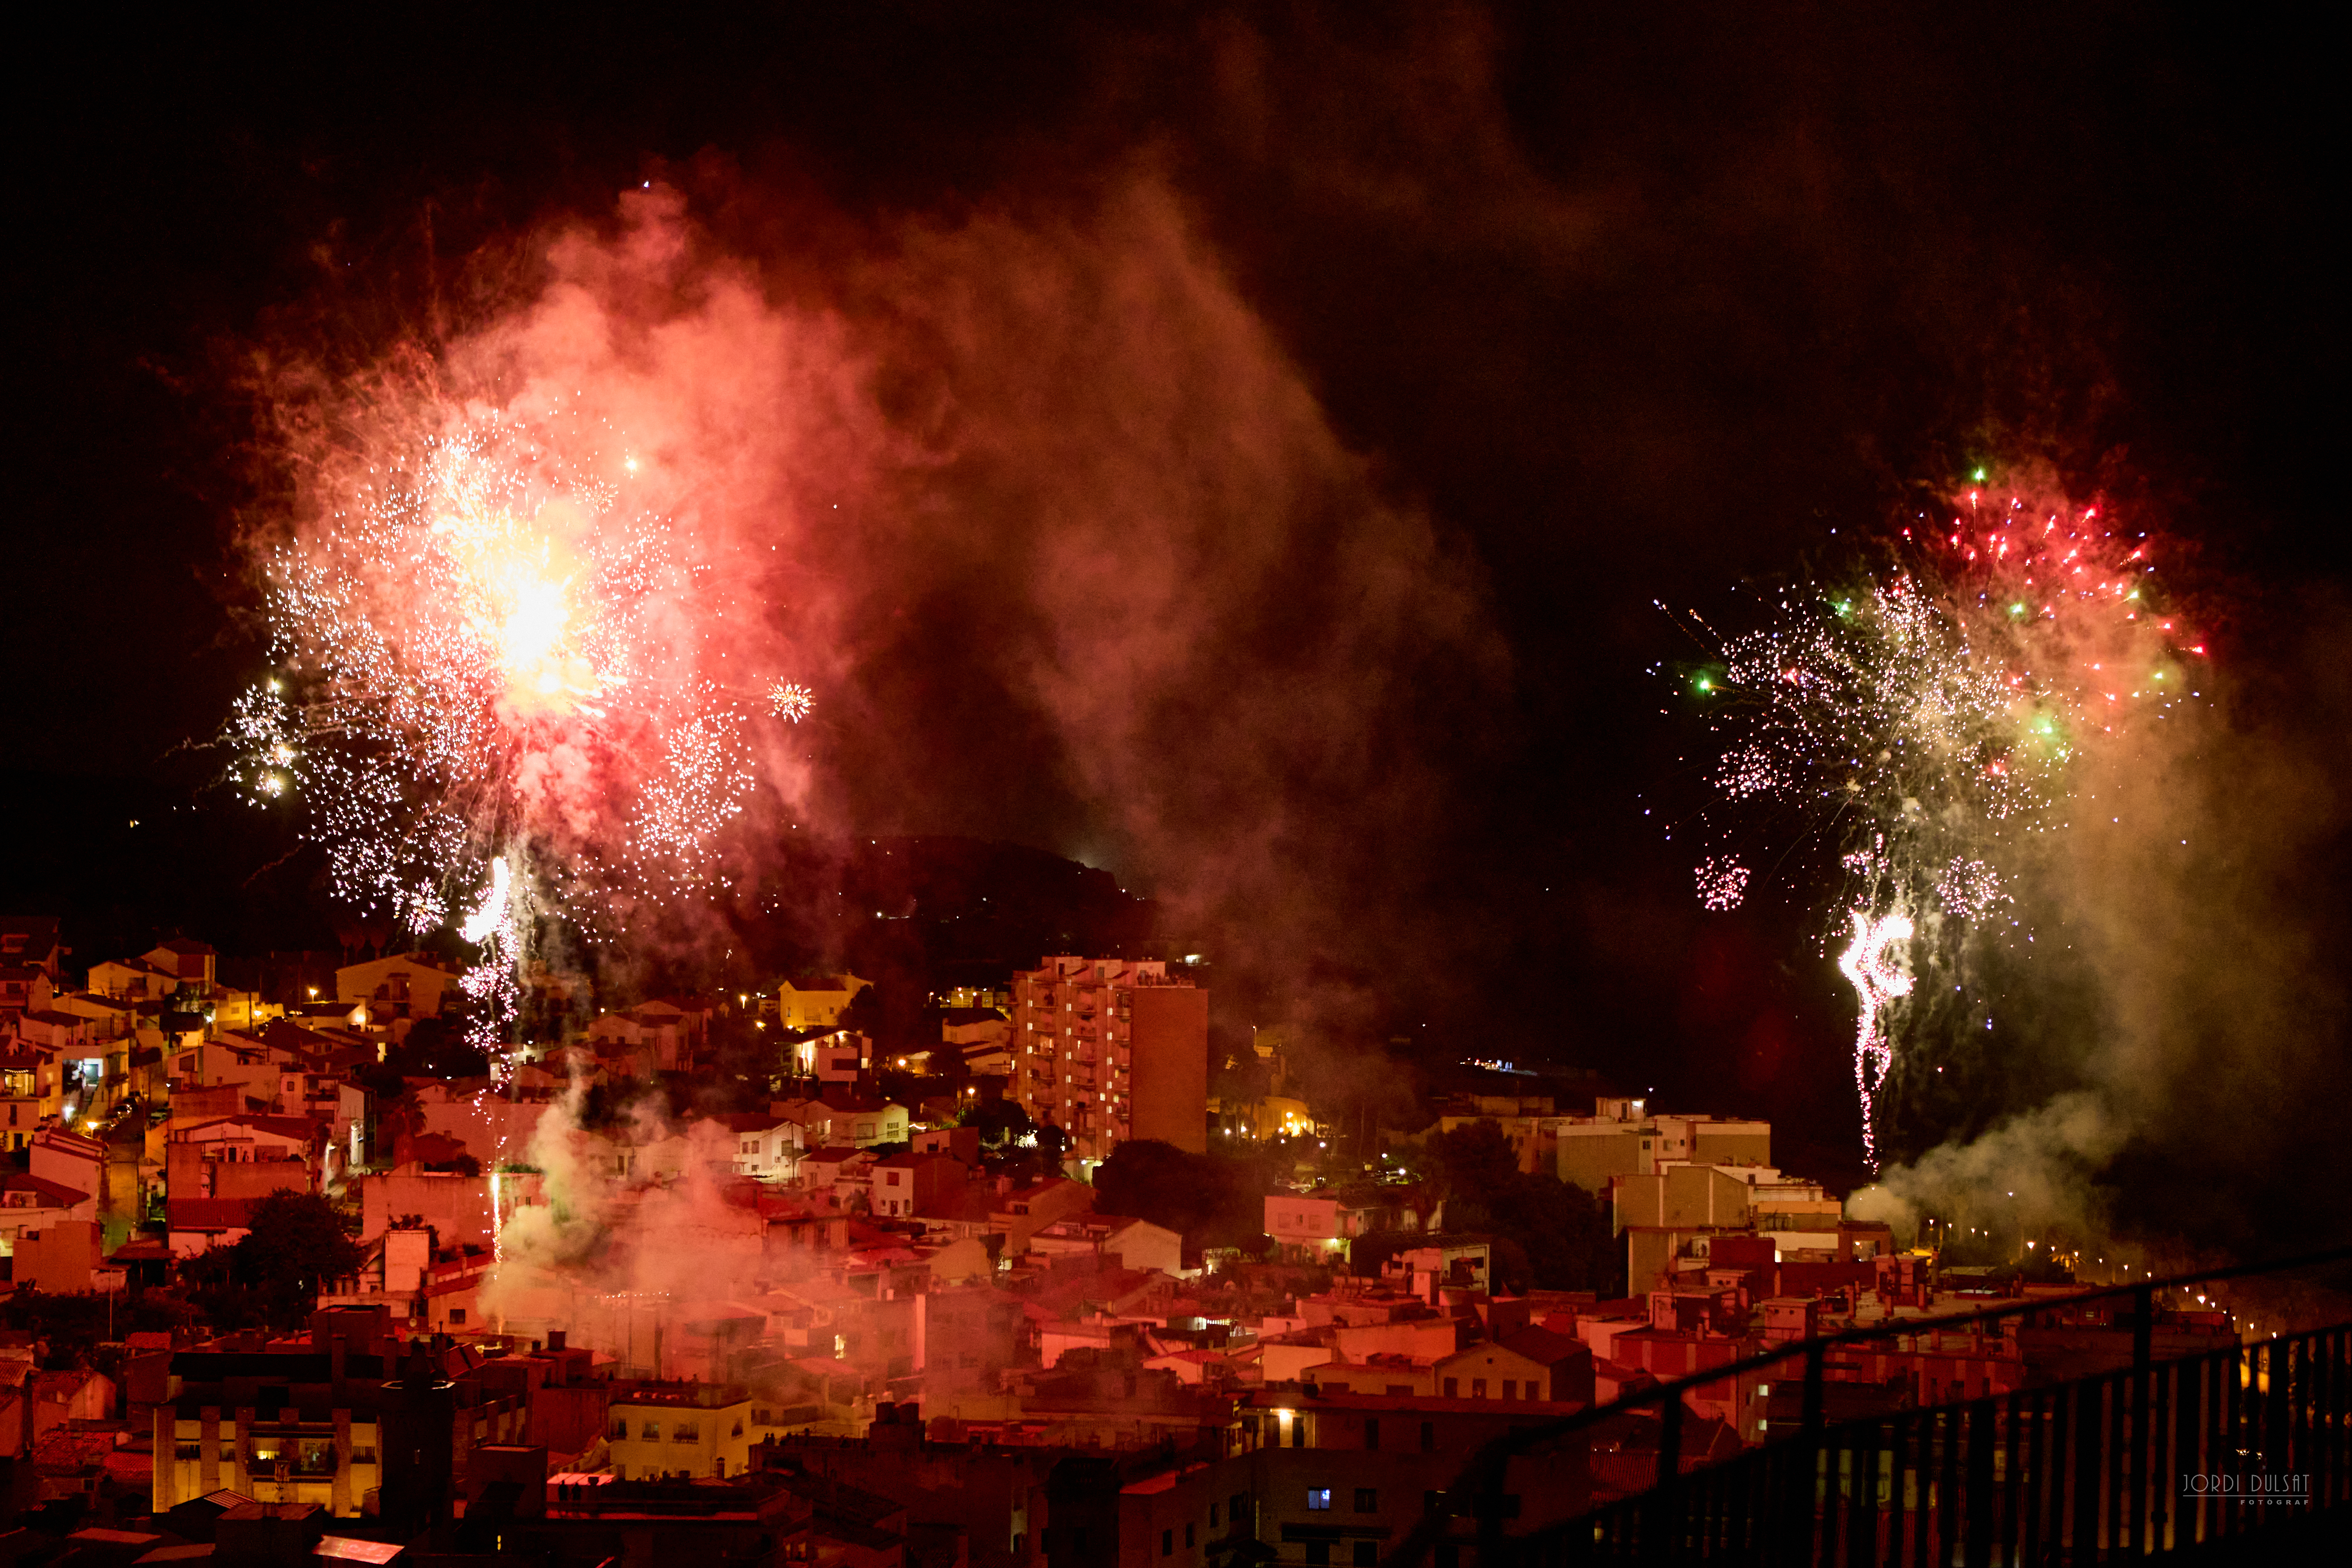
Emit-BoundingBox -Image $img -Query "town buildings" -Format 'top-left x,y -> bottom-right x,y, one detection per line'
0,915 -> 2231,1561
775,974 -> 871,1030
334,953 -> 460,1030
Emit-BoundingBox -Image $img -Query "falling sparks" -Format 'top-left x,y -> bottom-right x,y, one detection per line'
456,855 -> 527,1077
629,706 -> 757,899
1935,857 -> 2008,922
1695,855 -> 1751,911
1674,470 -> 2203,1167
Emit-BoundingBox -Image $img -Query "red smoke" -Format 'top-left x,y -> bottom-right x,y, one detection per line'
256,168 -> 1505,1007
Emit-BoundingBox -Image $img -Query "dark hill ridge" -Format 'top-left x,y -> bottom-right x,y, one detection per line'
700,832 -> 1163,1029
0,759 -> 1157,1005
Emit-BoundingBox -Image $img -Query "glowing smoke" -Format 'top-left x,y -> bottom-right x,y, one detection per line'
236,172 -> 1503,1025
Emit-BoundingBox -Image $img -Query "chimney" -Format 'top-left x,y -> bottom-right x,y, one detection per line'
547,1329 -> 566,1354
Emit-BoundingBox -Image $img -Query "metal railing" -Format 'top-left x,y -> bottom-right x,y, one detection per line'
1386,1243 -> 2352,1564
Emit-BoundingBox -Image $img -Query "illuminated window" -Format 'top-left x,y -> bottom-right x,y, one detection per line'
1306,1488 -> 1332,1511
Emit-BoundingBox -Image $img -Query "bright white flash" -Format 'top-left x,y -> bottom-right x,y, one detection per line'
1839,906 -> 1913,1171
459,858 -> 512,946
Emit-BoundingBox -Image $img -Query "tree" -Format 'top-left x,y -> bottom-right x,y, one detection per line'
248,1190 -> 366,1316
1208,1041 -> 1272,1110
1095,1141 -> 1210,1233
703,1013 -> 790,1109
385,1016 -> 490,1080
1426,1118 -> 1619,1294
346,1058 -> 410,1103
1429,1120 -> 1522,1209
183,1190 -> 368,1331
956,1097 -> 1036,1150
1094,1140 -> 1273,1251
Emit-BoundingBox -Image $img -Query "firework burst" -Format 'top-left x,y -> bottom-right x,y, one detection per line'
1674,472 -> 2202,1166
1694,855 -> 1751,911
767,680 -> 814,722
232,391 -> 810,1058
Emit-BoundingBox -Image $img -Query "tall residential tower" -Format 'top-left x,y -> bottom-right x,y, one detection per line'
1010,956 -> 1208,1163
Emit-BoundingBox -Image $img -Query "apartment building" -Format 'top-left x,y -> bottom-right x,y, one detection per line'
1010,956 -> 1208,1164
605,1381 -> 757,1480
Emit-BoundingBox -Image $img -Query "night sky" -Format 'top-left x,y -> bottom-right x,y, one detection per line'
3,6 -> 2342,1209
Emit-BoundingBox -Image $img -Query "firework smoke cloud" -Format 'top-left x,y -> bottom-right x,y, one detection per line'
225,169 -> 1500,1058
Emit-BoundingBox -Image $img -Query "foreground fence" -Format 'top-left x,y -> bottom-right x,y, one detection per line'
1552,1319 -> 2345,1562
1387,1244 -> 2352,1564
